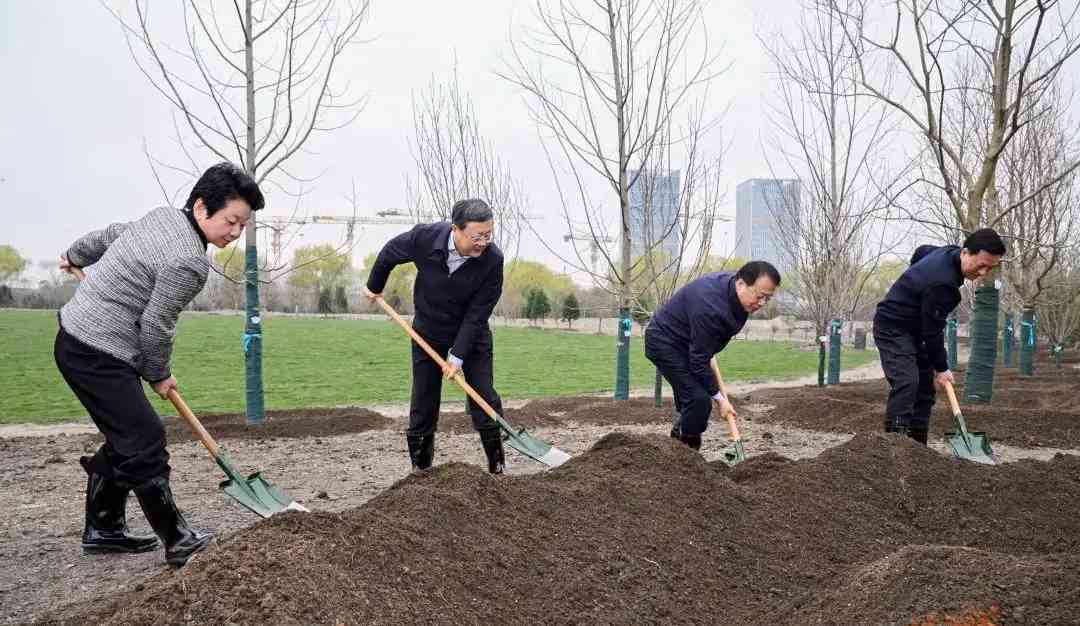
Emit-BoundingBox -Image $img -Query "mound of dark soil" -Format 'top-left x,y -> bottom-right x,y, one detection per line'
768,546 -> 1080,625
38,433 -> 1080,625
438,396 -> 678,432
754,373 -> 1080,449
162,407 -> 392,443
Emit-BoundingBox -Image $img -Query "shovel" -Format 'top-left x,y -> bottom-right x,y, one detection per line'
71,267 -> 308,516
167,390 -> 309,517
942,381 -> 996,465
711,358 -> 746,465
370,294 -> 571,468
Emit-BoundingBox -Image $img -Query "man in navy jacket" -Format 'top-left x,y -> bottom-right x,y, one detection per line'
645,261 -> 781,449
366,199 -> 506,474
873,228 -> 1006,444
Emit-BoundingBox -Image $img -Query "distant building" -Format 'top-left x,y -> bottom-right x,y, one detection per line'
734,178 -> 800,273
629,169 -> 682,260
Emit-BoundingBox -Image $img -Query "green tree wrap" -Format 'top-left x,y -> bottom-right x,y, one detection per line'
962,283 -> 1000,404
827,319 -> 842,385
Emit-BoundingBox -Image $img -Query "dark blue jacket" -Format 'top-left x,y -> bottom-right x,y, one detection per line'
366,222 -> 504,360
646,272 -> 749,396
875,245 -> 963,372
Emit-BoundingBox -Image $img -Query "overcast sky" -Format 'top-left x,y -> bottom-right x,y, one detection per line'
3,1 -> 805,281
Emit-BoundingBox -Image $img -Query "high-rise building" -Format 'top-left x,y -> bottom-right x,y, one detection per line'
734,178 -> 800,272
629,169 -> 682,260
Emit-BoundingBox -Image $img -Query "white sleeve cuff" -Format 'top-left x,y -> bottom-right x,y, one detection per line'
448,353 -> 464,368
712,391 -> 726,402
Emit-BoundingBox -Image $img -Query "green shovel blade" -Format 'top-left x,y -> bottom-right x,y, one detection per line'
493,416 -> 571,468
215,451 -> 308,518
943,431 -> 995,465
722,440 -> 747,466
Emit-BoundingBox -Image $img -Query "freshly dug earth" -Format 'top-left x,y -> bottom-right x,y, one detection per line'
754,361 -> 1080,449
438,395 -> 677,432
161,407 -> 392,443
38,433 -> 1080,625
766,546 -> 1080,625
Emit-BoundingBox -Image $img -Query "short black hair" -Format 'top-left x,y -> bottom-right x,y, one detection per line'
450,198 -> 493,228
184,162 -> 265,216
737,260 -> 781,287
962,228 -> 1006,256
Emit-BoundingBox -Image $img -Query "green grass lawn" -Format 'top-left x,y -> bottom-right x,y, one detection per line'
0,310 -> 877,424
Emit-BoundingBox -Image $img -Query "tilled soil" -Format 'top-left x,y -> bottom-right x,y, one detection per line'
753,360 -> 1080,449
162,407 -> 392,443
32,433 -> 1080,626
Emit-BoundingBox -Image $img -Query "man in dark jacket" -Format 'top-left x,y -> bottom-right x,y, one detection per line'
55,162 -> 264,566
365,199 -> 506,474
644,261 -> 781,449
873,228 -> 1006,444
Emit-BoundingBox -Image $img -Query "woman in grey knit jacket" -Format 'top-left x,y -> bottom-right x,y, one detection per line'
55,162 -> 264,567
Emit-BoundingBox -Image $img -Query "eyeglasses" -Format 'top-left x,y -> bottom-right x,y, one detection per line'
749,287 -> 774,304
467,232 -> 494,243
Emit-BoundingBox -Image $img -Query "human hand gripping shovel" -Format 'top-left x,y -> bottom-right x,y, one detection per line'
367,290 -> 571,468
711,358 -> 746,465
942,381 -> 996,465
71,267 -> 308,517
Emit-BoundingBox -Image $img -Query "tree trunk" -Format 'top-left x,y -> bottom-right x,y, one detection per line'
1019,306 -> 1036,377
242,0 -> 265,424
653,368 -> 663,408
827,319 -> 842,385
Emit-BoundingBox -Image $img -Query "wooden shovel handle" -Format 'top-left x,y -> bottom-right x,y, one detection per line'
70,266 -> 222,460
942,380 -> 962,417
711,358 -> 741,441
369,292 -> 502,423
166,389 -> 222,458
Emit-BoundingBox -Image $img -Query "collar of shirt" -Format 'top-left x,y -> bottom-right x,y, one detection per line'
446,230 -> 468,274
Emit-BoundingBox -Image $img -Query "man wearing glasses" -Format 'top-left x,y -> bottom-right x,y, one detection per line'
365,199 -> 506,474
873,228 -> 1006,444
644,261 -> 781,449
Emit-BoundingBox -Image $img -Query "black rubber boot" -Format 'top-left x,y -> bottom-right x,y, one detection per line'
678,432 -> 702,450
133,475 -> 214,567
884,415 -> 910,437
80,457 -> 159,554
908,428 -> 929,446
407,432 -> 435,473
479,429 -> 505,475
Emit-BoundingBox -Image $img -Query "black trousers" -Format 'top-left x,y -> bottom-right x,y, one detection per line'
54,324 -> 170,488
409,332 -> 501,436
644,329 -> 713,437
873,321 -> 936,432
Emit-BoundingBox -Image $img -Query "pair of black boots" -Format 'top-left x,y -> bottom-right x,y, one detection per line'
669,412 -> 702,450
884,417 -> 929,445
669,425 -> 702,450
80,457 -> 213,567
407,429 -> 505,474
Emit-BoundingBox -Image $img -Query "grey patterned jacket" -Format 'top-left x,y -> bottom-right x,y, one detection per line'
60,207 -> 209,382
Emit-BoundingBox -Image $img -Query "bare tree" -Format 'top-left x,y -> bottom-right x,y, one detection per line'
833,0 -> 1080,401
502,0 -> 722,399
407,66 -> 529,258
107,0 -> 370,422
1039,254 -> 1080,366
998,81 -> 1080,372
762,0 -> 903,337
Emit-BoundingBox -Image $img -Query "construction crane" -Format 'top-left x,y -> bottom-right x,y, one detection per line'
564,230 -> 615,277
263,211 -> 542,261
